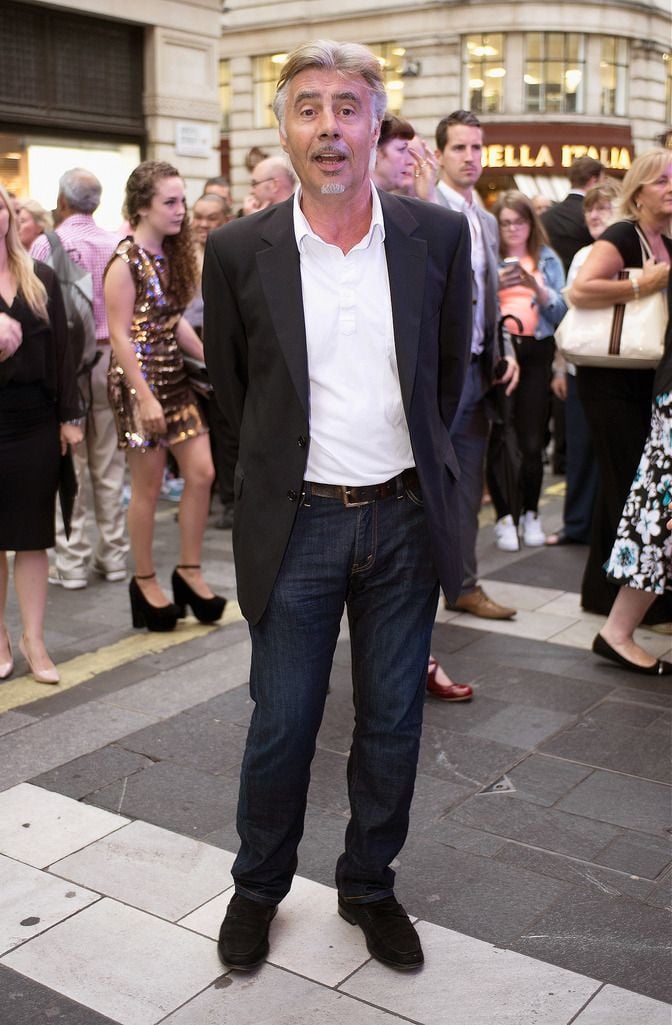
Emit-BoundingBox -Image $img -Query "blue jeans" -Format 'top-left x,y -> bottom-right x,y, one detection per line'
232,486 -> 439,906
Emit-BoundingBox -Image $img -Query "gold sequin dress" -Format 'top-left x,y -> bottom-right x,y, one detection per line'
107,239 -> 206,450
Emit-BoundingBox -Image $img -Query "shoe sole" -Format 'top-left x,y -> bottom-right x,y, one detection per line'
495,541 -> 520,552
48,577 -> 88,590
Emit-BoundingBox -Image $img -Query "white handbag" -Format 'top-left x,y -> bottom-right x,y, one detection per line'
555,226 -> 667,369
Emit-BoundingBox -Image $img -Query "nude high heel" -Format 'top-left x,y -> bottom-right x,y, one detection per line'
19,636 -> 60,685
0,627 -> 13,680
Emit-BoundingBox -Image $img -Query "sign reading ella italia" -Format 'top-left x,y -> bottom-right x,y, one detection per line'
482,143 -> 632,171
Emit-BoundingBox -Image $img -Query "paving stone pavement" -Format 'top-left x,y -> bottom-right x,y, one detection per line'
0,482 -> 670,1025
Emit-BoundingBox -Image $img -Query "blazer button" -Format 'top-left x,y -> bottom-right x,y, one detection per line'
297,435 -> 307,448
287,489 -> 298,501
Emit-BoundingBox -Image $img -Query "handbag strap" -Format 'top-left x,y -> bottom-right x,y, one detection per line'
633,223 -> 654,265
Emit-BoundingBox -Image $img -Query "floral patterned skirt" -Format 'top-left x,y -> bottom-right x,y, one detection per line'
605,391 -> 672,594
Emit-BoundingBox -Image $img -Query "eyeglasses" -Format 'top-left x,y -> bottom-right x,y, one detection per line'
250,177 -> 276,188
499,218 -> 527,230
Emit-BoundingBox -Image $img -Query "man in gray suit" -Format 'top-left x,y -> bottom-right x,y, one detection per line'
204,42 -> 472,972
434,110 -> 519,620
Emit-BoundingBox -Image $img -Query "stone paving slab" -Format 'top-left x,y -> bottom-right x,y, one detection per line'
556,769 -> 672,836
51,820 -> 235,921
0,854 -> 99,955
0,964 -> 122,1025
32,745 -> 154,800
0,783 -> 128,868
540,719 -> 672,784
341,920 -> 600,1025
572,985 -> 672,1025
1,897 -> 223,1025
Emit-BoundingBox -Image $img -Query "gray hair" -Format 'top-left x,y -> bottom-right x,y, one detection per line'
272,40 -> 387,133
58,167 -> 102,214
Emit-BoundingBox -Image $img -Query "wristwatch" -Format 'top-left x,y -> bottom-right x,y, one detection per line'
62,418 -> 84,427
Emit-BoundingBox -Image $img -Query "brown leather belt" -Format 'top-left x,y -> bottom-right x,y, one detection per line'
303,468 -> 419,507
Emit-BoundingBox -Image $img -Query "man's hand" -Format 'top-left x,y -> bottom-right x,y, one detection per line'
495,355 -> 519,396
551,373 -> 567,401
0,313 -> 22,362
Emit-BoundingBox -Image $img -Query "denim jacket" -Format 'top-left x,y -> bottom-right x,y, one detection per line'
534,245 -> 567,339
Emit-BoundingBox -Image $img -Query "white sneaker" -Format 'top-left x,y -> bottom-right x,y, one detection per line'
522,511 -> 546,547
494,515 -> 520,552
93,564 -> 127,583
48,569 -> 88,590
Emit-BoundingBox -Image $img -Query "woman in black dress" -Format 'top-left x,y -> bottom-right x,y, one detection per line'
0,183 -> 83,684
569,149 -> 672,624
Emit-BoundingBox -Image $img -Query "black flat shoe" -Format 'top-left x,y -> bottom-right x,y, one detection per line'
338,895 -> 424,970
218,893 -> 277,970
171,565 -> 226,624
592,633 -> 672,676
129,575 -> 179,632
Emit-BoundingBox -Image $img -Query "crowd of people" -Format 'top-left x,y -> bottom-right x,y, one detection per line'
0,35 -> 670,974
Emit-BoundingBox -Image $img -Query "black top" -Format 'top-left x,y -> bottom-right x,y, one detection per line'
600,220 -> 672,398
655,273 -> 672,398
542,193 -> 593,274
0,260 -> 81,420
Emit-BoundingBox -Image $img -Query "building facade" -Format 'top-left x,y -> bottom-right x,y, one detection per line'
1,0 -> 222,227
218,0 -> 672,203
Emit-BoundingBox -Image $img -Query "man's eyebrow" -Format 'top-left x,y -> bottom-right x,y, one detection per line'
292,89 -> 362,107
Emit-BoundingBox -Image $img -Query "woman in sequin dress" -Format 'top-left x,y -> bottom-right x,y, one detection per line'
105,161 -> 225,631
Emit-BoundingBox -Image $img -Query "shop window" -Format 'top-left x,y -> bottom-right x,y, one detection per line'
253,54 -> 287,129
464,35 -> 506,114
369,43 -> 407,115
524,33 -> 585,114
600,37 -> 628,116
665,53 -> 672,131
219,60 -> 231,133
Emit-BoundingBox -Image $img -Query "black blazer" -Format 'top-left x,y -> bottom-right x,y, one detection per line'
542,193 -> 593,274
203,189 -> 472,624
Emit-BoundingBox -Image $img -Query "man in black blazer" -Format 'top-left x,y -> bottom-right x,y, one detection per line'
542,155 -> 605,274
203,40 -> 471,973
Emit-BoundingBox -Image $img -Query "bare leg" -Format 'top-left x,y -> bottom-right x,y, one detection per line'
0,552 -> 11,665
126,447 -> 170,606
600,586 -> 658,668
14,550 -> 56,673
172,434 -> 216,599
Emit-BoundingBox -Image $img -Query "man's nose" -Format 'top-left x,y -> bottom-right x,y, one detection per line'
317,109 -> 341,138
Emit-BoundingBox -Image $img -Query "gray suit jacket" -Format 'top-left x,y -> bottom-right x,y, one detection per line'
434,189 -> 506,376
203,189 -> 472,623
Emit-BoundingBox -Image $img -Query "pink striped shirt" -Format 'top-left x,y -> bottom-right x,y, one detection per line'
31,214 -> 120,340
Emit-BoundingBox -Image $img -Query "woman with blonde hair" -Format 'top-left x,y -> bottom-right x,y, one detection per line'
0,183 -> 83,684
569,148 -> 672,623
17,199 -> 53,251
105,160 -> 225,631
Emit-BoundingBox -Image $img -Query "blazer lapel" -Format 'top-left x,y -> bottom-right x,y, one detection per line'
256,200 -> 310,417
379,191 -> 427,414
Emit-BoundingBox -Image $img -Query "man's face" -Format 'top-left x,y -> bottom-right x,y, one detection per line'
279,68 -> 379,200
191,199 -> 227,244
435,124 -> 484,196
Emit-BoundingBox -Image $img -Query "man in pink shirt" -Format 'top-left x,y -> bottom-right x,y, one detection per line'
32,168 -> 128,588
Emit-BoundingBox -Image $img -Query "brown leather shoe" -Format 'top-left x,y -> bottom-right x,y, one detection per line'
445,585 -> 516,620
427,657 -> 473,701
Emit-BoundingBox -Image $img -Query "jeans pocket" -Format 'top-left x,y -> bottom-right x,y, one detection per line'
404,485 -> 424,508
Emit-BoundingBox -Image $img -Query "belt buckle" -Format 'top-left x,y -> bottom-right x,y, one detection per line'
340,486 -> 368,508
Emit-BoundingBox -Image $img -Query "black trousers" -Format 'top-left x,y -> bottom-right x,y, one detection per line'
576,365 -> 672,622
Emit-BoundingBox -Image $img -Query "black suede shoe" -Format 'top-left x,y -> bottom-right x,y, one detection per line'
217,893 -> 277,970
338,896 -> 424,970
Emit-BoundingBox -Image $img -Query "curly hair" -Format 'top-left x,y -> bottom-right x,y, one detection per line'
123,161 -> 197,309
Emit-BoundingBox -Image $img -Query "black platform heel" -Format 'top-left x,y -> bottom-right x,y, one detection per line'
129,574 -> 179,632
171,565 -> 226,623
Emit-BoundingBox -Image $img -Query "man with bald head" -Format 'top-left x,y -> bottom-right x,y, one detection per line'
247,155 -> 296,211
32,167 -> 127,589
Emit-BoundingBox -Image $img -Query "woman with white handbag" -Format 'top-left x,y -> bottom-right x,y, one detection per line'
567,149 -> 672,623
593,270 -> 672,675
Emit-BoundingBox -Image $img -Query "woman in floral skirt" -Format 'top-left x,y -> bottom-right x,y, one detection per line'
593,272 -> 672,675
